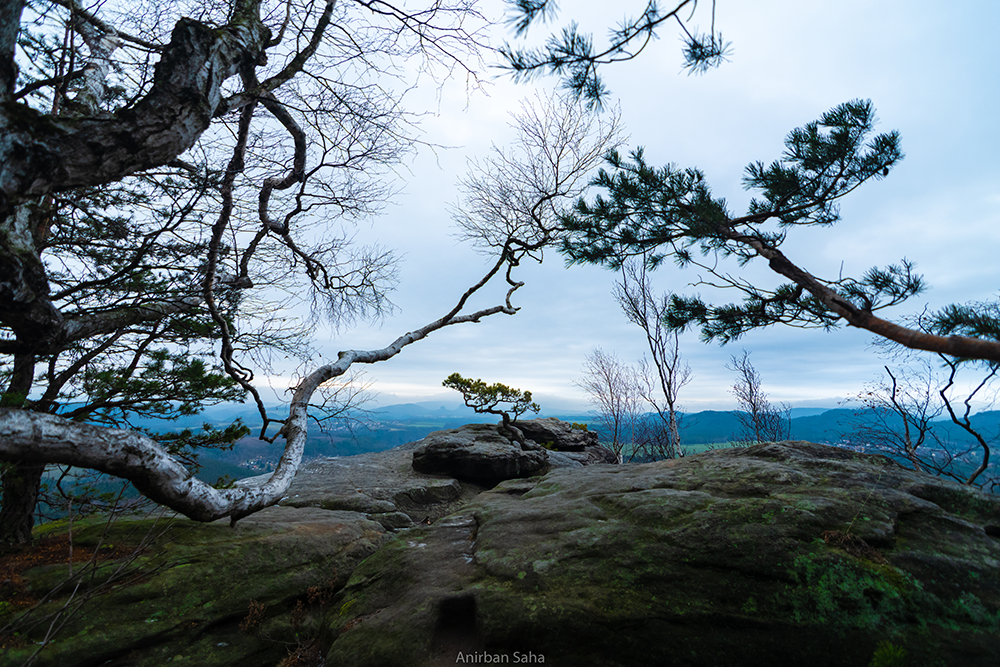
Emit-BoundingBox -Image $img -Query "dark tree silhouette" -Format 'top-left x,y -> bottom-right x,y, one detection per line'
501,0 -> 729,106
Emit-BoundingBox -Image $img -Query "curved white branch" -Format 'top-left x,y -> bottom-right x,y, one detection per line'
0,90 -> 607,525
0,286 -> 517,524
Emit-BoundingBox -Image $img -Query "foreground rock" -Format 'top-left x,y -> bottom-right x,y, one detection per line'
5,440 -> 999,667
1,507 -> 389,667
329,441 -> 1000,667
411,419 -> 617,482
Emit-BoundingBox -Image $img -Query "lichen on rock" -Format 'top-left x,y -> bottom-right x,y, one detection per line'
330,441 -> 1000,667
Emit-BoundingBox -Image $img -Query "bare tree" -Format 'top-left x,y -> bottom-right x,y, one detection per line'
845,362 -> 942,472
728,350 -> 790,445
0,0 -> 619,548
615,259 -> 691,459
937,355 -> 999,488
577,347 -> 643,462
844,356 -> 1000,491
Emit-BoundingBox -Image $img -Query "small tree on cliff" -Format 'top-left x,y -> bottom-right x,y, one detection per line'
443,373 -> 540,445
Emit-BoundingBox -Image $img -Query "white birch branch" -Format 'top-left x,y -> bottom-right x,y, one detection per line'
0,293 -> 515,524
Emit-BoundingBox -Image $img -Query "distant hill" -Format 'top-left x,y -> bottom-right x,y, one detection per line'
32,403 -> 999,521
370,402 -> 479,420
50,401 -> 1000,484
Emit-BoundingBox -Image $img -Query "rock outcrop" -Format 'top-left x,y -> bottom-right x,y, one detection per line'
411,423 -> 550,483
517,416 -> 599,451
5,438 -> 999,667
259,441 -> 490,528
411,419 -> 617,482
330,441 -> 1000,667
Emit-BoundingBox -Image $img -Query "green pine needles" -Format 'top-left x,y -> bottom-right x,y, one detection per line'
553,99 -> 1000,362
442,373 -> 540,432
560,99 -> 913,345
869,640 -> 908,667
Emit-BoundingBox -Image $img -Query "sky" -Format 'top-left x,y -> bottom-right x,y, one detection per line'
257,1 -> 1000,414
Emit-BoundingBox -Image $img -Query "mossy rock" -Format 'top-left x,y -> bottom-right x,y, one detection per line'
1,506 -> 389,667
327,441 -> 1000,667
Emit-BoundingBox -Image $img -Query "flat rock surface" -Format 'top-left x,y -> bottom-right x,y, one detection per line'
3,506 -> 389,667
10,440 -> 999,667
241,440 -> 490,527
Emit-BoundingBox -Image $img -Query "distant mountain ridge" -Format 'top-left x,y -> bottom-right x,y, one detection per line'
40,402 -> 1000,494
61,401 -> 1000,449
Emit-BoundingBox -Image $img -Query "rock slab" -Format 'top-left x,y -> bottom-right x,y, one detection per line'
9,440 -> 999,667
240,439 -> 490,528
329,441 -> 1000,667
411,423 -> 551,482
2,507 -> 389,667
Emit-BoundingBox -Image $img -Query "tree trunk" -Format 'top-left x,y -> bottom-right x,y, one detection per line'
667,407 -> 680,458
0,461 -> 45,548
0,349 -> 38,547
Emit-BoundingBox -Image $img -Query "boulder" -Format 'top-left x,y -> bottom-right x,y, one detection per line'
516,417 -> 599,451
410,420 -> 616,481
329,441 -> 1000,667
517,417 -> 618,466
411,423 -> 550,483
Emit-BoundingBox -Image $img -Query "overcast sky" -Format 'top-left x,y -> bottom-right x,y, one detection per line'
258,1 -> 1000,414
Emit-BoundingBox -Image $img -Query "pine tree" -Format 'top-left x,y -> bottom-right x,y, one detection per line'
559,99 -> 1000,363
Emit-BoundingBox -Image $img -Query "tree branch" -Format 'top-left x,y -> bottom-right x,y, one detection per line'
0,1 -> 270,213
0,252 -> 523,523
723,228 -> 1000,362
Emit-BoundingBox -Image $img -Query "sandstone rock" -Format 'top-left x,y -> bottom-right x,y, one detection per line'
3,507 -> 389,667
516,416 -> 599,451
243,442 -> 489,525
516,417 -> 617,465
329,441 -> 1000,667
411,423 -> 550,482
13,440 -> 999,667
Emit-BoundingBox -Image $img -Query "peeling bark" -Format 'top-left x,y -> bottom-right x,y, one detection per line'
0,4 -> 270,213
0,0 -> 26,101
0,2 -> 271,353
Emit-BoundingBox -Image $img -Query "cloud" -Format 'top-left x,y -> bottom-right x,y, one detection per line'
270,1 -> 1000,414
